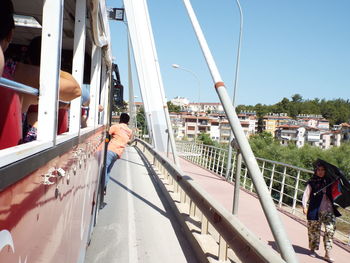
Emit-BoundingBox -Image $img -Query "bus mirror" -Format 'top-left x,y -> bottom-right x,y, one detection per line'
113,83 -> 124,107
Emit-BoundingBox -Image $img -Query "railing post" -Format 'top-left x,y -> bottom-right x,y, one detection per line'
220,150 -> 225,177
195,142 -> 200,164
279,167 -> 287,208
218,236 -> 228,261
201,215 -> 209,234
209,147 -> 216,173
249,175 -> 254,192
207,146 -> 214,171
292,170 -> 301,214
200,144 -> 205,167
230,153 -> 237,181
192,143 -> 196,162
189,200 -> 196,216
188,143 -> 192,162
180,188 -> 186,203
243,167 -> 248,189
261,160 -> 265,175
269,163 -> 275,193
232,151 -> 242,214
214,148 -> 219,173
205,145 -> 210,169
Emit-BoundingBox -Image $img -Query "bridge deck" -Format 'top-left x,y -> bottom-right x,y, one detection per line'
86,146 -> 349,262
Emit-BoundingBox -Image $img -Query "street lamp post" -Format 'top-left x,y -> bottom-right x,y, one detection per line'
225,0 -> 243,215
171,64 -> 201,142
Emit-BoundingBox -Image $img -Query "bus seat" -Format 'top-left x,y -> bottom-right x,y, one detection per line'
57,109 -> 68,135
27,105 -> 68,135
0,78 -> 22,150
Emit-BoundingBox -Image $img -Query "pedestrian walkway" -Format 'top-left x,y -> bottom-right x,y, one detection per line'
178,158 -> 349,263
85,147 -> 199,263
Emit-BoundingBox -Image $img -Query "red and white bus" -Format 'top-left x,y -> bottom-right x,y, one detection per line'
0,0 -> 115,262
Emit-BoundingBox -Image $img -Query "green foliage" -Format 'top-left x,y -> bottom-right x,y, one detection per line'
167,101 -> 181,113
113,100 -> 127,113
249,136 -> 350,179
136,107 -> 148,135
237,95 -> 350,126
197,132 -> 216,146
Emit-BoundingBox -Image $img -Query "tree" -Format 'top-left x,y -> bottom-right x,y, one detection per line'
197,132 -> 215,146
291,94 -> 303,103
136,107 -> 148,135
167,101 -> 181,113
275,97 -> 290,113
113,100 -> 127,114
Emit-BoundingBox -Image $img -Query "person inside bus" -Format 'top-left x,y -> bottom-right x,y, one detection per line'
1,0 -> 81,148
23,36 -> 81,142
104,113 -> 133,194
0,0 -> 22,149
80,84 -> 91,128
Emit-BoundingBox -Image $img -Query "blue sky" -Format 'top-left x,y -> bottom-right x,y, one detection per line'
107,0 -> 350,106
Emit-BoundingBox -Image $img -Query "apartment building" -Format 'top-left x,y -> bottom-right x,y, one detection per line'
219,121 -> 231,143
134,99 -> 348,149
263,113 -> 292,137
171,96 -> 189,111
319,131 -> 342,149
275,124 -> 344,149
275,125 -> 304,146
305,128 -> 321,147
336,123 -> 350,142
209,118 -> 220,141
185,102 -> 224,113
238,111 -> 258,136
182,115 -> 211,140
169,113 -> 185,140
296,114 -> 329,130
218,113 -> 258,143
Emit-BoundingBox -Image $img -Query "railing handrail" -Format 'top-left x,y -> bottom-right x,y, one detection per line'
134,138 -> 286,263
0,77 -> 39,96
256,156 -> 314,174
177,140 -> 314,174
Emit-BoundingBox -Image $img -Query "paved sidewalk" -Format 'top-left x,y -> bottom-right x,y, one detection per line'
179,157 -> 349,263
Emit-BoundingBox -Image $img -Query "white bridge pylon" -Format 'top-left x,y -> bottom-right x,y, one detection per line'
123,0 -> 170,154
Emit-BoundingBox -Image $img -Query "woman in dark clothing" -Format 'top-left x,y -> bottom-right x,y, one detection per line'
302,163 -> 341,262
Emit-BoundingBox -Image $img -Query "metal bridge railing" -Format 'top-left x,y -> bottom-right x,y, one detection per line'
176,141 -> 350,245
134,138 -> 286,263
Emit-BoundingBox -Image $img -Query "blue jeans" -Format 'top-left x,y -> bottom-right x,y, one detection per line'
105,150 -> 118,187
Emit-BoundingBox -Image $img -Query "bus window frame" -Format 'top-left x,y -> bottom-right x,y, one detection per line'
36,0 -> 63,143
0,0 -> 112,169
69,0 -> 87,135
87,44 -> 102,128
